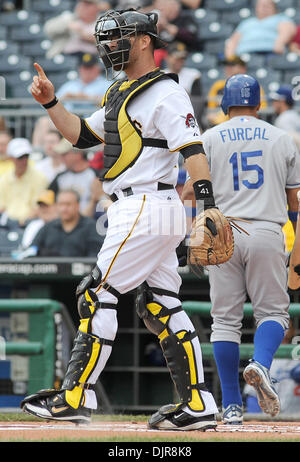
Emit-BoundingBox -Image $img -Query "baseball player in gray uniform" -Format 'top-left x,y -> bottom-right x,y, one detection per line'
183,74 -> 300,424
20,8 -> 222,430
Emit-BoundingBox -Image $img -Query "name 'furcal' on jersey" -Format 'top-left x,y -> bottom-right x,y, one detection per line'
218,126 -> 269,143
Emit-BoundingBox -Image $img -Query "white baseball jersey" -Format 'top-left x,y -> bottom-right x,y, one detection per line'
201,115 -> 300,226
85,78 -> 202,195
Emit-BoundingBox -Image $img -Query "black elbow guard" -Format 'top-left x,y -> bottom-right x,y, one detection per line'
180,143 -> 205,159
73,118 -> 104,149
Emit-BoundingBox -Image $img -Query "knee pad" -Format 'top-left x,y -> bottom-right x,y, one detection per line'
135,283 -> 206,410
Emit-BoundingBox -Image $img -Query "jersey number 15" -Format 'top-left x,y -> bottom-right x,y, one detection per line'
229,150 -> 264,191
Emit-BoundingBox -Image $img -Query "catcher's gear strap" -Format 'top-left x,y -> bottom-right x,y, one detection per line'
62,330 -> 113,409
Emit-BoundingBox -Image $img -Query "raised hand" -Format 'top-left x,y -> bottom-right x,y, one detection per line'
31,62 -> 55,105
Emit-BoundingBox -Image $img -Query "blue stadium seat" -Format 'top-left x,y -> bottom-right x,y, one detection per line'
47,70 -> 79,89
200,68 -> 225,93
240,53 -> 266,71
37,55 -> 79,73
202,39 -> 226,55
0,55 -> 31,73
10,24 -> 46,42
208,0 -> 248,11
0,10 -> 41,27
0,41 -> 20,56
6,70 -> 34,97
283,70 -> 300,86
268,53 -> 300,71
22,40 -> 52,58
31,0 -> 74,13
221,7 -> 253,26
0,27 -> 7,40
185,52 -> 218,71
0,229 -> 24,257
272,0 -> 295,10
253,68 -> 282,94
198,22 -> 233,41
283,7 -> 300,23
193,8 -> 220,24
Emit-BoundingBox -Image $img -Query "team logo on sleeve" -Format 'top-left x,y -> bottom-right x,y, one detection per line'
184,113 -> 196,128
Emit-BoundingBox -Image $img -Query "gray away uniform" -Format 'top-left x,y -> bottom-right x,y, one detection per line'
201,115 -> 300,343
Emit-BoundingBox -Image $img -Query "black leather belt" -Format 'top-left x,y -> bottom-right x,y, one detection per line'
110,182 -> 174,202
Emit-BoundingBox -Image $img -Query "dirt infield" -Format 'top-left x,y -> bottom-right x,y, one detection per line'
1,420 -> 300,442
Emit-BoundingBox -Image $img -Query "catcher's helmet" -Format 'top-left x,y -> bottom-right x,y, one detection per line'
221,74 -> 261,115
94,8 -> 166,77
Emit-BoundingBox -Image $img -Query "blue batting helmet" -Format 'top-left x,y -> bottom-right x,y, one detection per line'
221,74 -> 261,115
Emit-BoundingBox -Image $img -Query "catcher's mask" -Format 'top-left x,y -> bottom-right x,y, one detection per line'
94,8 -> 166,79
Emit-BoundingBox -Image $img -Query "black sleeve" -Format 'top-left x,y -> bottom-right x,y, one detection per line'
180,143 -> 205,159
73,118 -> 104,149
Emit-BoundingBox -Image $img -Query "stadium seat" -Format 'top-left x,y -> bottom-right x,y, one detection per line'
0,10 -> 41,27
0,27 -> 7,40
0,41 -> 20,56
197,22 -> 233,41
268,53 -> 300,71
200,68 -> 226,93
6,70 -> 34,98
283,7 -> 300,23
47,70 -> 79,89
202,39 -> 226,55
37,55 -> 79,73
240,53 -> 266,71
185,52 -> 218,71
254,68 -> 282,94
272,0 -> 295,10
221,8 -> 253,26
208,0 -> 248,11
22,40 -> 52,58
30,0 -> 74,13
193,8 -> 219,24
283,70 -> 300,85
10,24 -> 46,42
0,228 -> 24,257
0,54 -> 31,73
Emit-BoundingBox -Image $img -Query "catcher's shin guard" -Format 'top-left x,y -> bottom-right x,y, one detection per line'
62,277 -> 117,410
135,283 -> 206,411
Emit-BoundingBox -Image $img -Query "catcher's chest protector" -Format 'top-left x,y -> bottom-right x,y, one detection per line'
100,69 -> 177,181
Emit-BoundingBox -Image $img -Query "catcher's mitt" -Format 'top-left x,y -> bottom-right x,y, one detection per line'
188,208 -> 249,268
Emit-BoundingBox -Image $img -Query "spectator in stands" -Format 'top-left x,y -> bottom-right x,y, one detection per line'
289,25 -> 300,55
31,189 -> 103,257
31,116 -> 57,151
0,129 -> 13,176
206,56 -> 267,126
49,138 -> 98,216
20,190 -> 58,250
225,0 -> 296,58
34,130 -> 65,184
269,85 -> 300,133
0,138 -> 48,226
56,53 -> 111,113
44,0 -> 105,59
152,0 -> 201,50
163,41 -> 202,96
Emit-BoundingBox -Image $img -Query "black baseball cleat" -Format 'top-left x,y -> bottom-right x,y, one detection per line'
148,404 -> 217,431
21,389 -> 91,425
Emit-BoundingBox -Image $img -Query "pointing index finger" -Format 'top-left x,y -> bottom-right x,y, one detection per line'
34,62 -> 47,79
